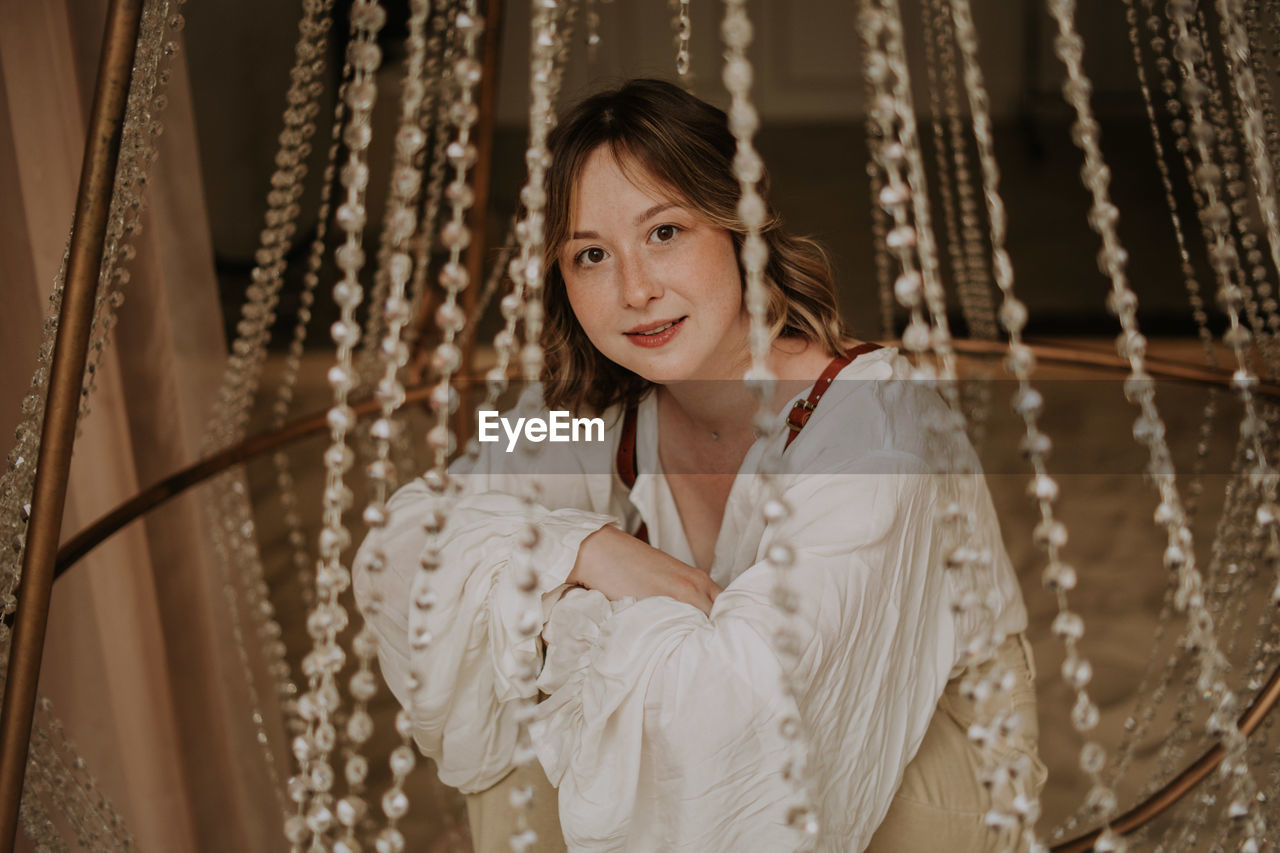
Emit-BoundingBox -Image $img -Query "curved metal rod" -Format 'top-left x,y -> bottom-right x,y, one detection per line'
45,339 -> 1280,850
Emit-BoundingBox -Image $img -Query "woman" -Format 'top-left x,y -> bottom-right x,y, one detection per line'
354,79 -> 1044,852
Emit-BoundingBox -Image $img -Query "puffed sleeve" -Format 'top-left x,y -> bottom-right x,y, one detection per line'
351,388 -> 621,793
528,450 -> 975,851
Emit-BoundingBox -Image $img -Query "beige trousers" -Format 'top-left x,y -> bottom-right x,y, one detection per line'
465,634 -> 1045,852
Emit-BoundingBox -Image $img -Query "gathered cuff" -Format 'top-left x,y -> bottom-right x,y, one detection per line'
480,508 -> 619,704
528,587 -> 620,784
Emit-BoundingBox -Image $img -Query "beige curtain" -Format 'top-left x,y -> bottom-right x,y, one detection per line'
0,0 -> 286,849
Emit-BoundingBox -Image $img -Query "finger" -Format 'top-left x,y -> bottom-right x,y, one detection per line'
672,587 -> 714,615
704,577 -> 722,600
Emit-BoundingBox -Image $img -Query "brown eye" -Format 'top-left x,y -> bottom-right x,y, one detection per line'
652,224 -> 679,242
585,247 -> 605,263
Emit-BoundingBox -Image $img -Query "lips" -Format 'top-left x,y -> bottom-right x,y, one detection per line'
624,316 -> 686,348
626,317 -> 686,335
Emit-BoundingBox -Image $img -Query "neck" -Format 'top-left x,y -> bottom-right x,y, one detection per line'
659,381 -> 758,443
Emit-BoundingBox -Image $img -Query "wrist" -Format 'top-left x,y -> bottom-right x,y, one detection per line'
567,524 -> 628,588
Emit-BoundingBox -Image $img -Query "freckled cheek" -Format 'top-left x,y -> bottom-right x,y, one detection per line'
697,246 -> 745,314
564,279 -> 619,348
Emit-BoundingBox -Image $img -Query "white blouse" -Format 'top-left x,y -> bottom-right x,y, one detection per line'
352,347 -> 1028,852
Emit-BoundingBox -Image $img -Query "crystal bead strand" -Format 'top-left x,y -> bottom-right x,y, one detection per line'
1058,0 -> 1268,846
1243,0 -> 1280,183
1216,0 -> 1280,476
1047,1 -> 1214,847
11,704 -> 67,851
503,5 -> 573,849
36,688 -> 135,849
1122,0 -> 1217,364
1243,0 -> 1280,364
338,4 -> 433,852
921,0 -> 998,343
407,0 -> 508,771
30,703 -> 132,851
951,0 -> 1106,844
17,762 -> 66,852
395,3 -> 486,850
1048,6 -> 1238,837
450,13 -> 573,842
1207,10 -> 1280,376
1189,0 -> 1280,790
205,477 -> 291,816
874,2 -> 1035,844
201,0 -> 338,791
24,726 -> 78,851
871,0 -> 957,386
1191,7 -> 1280,376
199,1 -> 338,771
467,7 -> 572,430
513,0 -> 569,385
17,755 -> 66,853
1113,16 -> 1231,796
203,1 -> 342,835
920,0 -> 970,329
1053,413 -> 1227,837
271,48 -> 348,620
930,0 -> 999,346
721,1 -> 771,379
674,0 -> 692,79
74,3 -> 182,428
256,0 -> 343,760
873,1 -> 1038,847
406,0 -> 463,334
1266,0 -> 1280,57
1138,5 -> 1265,372
866,154 -> 896,340
419,1 -> 483,474
919,0 -> 994,450
720,2 -> 820,843
359,0 -> 441,378
289,4 -> 387,849
202,0 -> 334,455
860,57 -> 896,340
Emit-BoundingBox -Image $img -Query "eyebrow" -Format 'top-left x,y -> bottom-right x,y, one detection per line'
569,201 -> 683,241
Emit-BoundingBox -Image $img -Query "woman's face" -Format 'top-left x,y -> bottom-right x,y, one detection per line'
558,146 -> 750,385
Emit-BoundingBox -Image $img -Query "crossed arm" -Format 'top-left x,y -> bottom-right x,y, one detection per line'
567,524 -> 722,614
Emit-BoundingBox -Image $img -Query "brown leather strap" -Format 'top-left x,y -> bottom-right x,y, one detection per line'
618,404 -> 640,489
784,342 -> 881,450
615,342 -> 881,539
778,340 -> 880,450
617,404 -> 648,543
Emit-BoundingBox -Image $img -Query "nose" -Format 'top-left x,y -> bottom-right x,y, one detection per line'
618,253 -> 662,308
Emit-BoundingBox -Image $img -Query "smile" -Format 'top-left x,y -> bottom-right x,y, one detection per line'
624,316 -> 686,347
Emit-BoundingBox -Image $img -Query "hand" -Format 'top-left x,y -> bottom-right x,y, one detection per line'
567,525 -> 723,615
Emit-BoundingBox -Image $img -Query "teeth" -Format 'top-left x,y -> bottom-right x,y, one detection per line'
638,321 -> 676,335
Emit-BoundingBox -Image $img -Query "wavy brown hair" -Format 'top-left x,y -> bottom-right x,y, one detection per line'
541,78 -> 846,414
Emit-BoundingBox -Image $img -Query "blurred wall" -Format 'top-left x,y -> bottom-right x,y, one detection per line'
182,0 -> 1194,340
